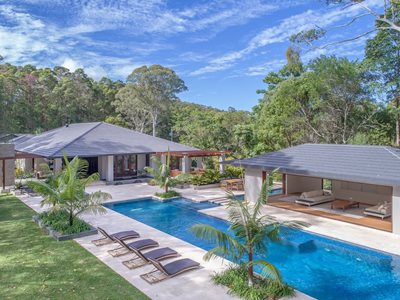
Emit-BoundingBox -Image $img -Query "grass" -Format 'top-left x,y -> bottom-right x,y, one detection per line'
212,266 -> 294,300
0,194 -> 149,300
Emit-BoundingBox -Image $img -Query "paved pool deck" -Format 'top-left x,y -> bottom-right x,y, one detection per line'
26,181 -> 399,300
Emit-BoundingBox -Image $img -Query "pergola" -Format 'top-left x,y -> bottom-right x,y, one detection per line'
155,150 -> 231,157
1,151 -> 42,190
155,150 -> 231,174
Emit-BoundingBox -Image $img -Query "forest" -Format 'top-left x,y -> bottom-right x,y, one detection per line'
0,3 -> 399,158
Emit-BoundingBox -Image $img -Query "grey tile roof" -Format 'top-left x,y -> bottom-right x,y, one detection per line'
228,144 -> 400,186
15,122 -> 197,158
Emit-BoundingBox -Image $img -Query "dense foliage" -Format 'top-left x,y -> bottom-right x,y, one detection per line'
154,190 -> 181,199
2,6 -> 400,156
191,169 -> 221,186
213,266 -> 294,300
38,210 -> 91,234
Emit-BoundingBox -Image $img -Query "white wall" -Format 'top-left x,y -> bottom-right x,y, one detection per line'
98,155 -> 114,181
392,186 -> 400,235
244,168 -> 263,202
0,144 -> 15,187
332,180 -> 392,205
286,174 -> 322,194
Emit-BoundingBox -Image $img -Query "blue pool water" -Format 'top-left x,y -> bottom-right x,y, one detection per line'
105,198 -> 400,300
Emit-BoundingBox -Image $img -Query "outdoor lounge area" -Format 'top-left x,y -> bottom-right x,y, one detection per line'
229,144 -> 400,234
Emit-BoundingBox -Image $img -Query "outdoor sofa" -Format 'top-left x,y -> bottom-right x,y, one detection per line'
295,189 -> 334,206
364,202 -> 392,219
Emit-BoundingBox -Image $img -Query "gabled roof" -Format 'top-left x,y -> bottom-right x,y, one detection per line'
229,144 -> 400,186
15,122 -> 197,158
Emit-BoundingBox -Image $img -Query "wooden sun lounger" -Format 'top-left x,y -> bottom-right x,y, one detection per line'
91,227 -> 140,246
122,245 -> 179,269
140,258 -> 200,284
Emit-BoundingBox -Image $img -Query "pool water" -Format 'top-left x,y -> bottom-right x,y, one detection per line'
105,198 -> 400,300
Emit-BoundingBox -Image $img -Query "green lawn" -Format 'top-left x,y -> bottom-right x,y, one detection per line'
0,194 -> 149,300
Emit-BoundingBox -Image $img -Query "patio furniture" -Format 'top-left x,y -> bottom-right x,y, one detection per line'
140,258 -> 200,284
331,199 -> 360,211
364,202 -> 392,219
92,227 -> 140,246
122,241 -> 179,269
171,169 -> 182,177
295,189 -> 334,206
224,179 -> 244,191
108,238 -> 159,257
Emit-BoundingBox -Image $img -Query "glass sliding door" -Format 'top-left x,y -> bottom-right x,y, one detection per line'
113,154 -> 137,179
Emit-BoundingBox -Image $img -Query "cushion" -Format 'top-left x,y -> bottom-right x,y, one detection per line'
300,190 -> 324,199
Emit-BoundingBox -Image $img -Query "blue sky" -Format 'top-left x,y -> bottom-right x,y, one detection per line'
0,0 -> 382,111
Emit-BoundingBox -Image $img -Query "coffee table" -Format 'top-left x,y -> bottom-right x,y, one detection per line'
331,199 -> 360,211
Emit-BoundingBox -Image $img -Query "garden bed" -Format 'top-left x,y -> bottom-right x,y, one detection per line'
32,213 -> 97,241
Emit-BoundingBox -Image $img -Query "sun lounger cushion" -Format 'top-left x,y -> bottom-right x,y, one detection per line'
110,230 -> 139,240
162,258 -> 200,275
365,202 -> 392,215
127,239 -> 159,250
296,189 -> 334,206
144,247 -> 178,261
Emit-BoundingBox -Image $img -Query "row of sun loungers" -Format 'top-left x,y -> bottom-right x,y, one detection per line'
91,227 -> 200,284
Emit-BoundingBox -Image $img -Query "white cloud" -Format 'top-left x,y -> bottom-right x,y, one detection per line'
190,0 -> 384,76
245,59 -> 286,76
61,58 -> 83,71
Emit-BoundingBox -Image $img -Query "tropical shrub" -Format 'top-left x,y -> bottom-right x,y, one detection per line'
145,151 -> 190,193
39,210 -> 91,234
154,190 -> 181,199
213,266 -> 294,300
191,169 -> 221,185
145,153 -> 173,193
223,165 -> 243,179
28,156 -> 111,226
191,175 -> 307,298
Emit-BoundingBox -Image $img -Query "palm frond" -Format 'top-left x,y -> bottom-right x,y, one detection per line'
190,224 -> 245,261
249,259 -> 283,283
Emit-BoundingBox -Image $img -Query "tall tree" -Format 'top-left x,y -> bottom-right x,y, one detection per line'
364,4 -> 400,144
254,56 -> 377,150
290,1 -> 400,50
115,65 -> 187,137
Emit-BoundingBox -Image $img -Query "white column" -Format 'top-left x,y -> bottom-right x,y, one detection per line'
160,154 -> 167,165
53,158 -> 63,174
106,155 -> 114,182
392,186 -> 400,235
196,157 -> 203,169
182,155 -> 191,173
244,168 -> 263,202
219,154 -> 226,174
150,155 -> 157,170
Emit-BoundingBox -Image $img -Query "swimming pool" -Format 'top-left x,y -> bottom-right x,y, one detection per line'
105,197 -> 400,300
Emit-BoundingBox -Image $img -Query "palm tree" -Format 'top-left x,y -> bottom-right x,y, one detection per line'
191,179 -> 307,287
145,154 -> 172,193
145,150 -> 190,193
28,156 -> 111,226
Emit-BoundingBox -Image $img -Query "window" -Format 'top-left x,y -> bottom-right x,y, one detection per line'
323,179 -> 332,191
